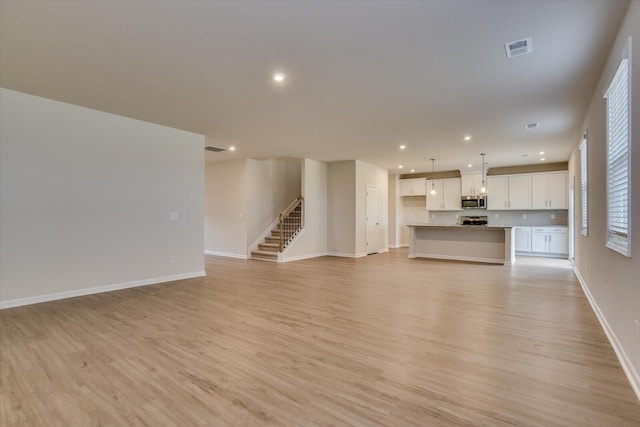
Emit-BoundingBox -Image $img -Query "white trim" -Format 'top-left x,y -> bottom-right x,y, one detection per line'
0,271 -> 206,310
326,252 -> 367,258
388,244 -> 403,249
204,250 -> 248,259
409,253 -> 505,265
282,252 -> 328,262
378,248 -> 389,254
574,267 -> 640,402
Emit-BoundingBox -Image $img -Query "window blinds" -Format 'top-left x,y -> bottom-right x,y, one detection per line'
579,137 -> 587,236
605,58 -> 630,255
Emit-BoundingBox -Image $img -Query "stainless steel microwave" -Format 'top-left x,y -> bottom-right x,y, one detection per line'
461,196 -> 487,209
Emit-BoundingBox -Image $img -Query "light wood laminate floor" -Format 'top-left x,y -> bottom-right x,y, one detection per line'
2,249 -> 639,426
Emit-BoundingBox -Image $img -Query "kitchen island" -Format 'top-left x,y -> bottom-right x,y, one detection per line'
407,224 -> 516,265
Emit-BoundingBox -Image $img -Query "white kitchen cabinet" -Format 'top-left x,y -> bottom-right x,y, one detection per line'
486,174 -> 531,210
460,173 -> 485,196
514,226 -> 532,252
531,227 -> 568,255
531,172 -> 567,209
400,178 -> 426,196
426,178 -> 461,211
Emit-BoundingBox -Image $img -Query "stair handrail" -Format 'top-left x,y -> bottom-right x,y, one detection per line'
278,195 -> 304,252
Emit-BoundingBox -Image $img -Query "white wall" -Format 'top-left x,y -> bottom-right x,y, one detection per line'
327,161 -> 356,256
247,158 -> 301,248
0,89 -> 205,307
571,1 -> 640,398
355,160 -> 388,255
388,174 -> 401,247
205,157 -> 301,257
204,159 -> 248,257
283,159 -> 328,261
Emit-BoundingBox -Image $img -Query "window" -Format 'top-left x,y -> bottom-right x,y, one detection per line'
579,133 -> 588,236
604,40 -> 631,256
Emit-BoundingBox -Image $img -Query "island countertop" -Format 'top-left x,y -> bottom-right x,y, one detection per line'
407,224 -> 513,229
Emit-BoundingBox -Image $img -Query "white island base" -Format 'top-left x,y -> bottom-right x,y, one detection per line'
408,225 -> 516,265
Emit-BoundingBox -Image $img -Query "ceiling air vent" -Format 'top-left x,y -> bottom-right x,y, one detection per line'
505,37 -> 532,59
205,146 -> 226,152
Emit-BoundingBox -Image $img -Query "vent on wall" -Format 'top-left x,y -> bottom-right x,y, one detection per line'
505,37 -> 532,58
205,146 -> 226,152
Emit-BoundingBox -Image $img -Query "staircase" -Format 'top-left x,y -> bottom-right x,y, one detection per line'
251,196 -> 303,261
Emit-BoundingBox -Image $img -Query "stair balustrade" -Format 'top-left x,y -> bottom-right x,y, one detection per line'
278,195 -> 303,252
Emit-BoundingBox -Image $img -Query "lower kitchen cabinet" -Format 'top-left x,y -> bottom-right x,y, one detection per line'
531,227 -> 568,255
514,226 -> 532,252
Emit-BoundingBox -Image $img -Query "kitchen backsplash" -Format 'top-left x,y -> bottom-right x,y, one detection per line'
402,198 -> 568,227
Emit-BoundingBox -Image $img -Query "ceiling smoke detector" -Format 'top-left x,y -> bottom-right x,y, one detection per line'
205,146 -> 227,152
525,122 -> 540,130
505,37 -> 532,59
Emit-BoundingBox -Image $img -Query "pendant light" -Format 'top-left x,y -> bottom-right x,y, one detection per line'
430,158 -> 438,198
479,153 -> 488,195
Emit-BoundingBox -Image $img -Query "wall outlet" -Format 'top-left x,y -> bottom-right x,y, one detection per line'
431,214 -> 435,219
522,214 -> 527,220
170,255 -> 176,264
635,320 -> 640,342
170,212 -> 179,220
494,214 -> 499,219
585,262 -> 588,273
551,214 -> 556,219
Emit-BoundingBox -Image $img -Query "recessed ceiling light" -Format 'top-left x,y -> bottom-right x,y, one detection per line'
229,146 -> 236,151
463,136 -> 472,141
467,164 -> 473,168
399,144 -> 406,150
398,165 -> 404,169
410,169 -> 415,173
538,151 -> 545,155
273,73 -> 285,82
540,157 -> 546,161
525,123 -> 540,129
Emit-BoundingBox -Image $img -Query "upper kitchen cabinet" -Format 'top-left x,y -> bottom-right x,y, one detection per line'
486,175 -> 531,210
426,178 -> 461,211
460,173 -> 485,196
531,172 -> 567,209
400,178 -> 426,196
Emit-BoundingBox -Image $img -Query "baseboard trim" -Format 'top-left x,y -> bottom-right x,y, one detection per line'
326,252 -> 360,258
282,252 -> 328,262
0,271 -> 206,310
410,253 -> 504,264
204,250 -> 248,259
378,248 -> 389,254
574,266 -> 640,402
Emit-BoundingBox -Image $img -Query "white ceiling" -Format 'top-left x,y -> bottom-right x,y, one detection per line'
0,0 -> 629,173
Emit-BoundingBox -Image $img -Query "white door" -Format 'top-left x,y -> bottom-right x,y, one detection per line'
366,185 -> 378,254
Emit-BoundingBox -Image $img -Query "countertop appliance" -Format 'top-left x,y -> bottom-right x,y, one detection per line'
461,195 -> 487,209
460,215 -> 488,226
